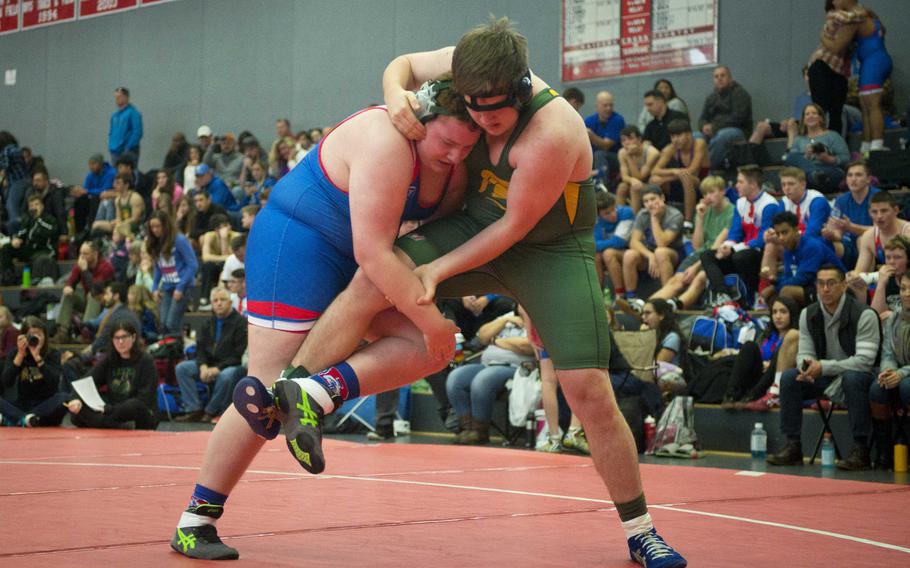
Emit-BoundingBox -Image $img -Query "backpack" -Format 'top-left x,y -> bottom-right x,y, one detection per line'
706,274 -> 750,308
690,307 -> 766,356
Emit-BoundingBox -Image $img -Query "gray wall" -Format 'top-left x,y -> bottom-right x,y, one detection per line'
0,0 -> 907,184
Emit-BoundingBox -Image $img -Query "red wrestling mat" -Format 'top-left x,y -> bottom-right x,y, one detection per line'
1,428 -> 908,567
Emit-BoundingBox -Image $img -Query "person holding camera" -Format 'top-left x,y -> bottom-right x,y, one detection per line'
64,319 -> 158,430
783,103 -> 850,194
0,316 -> 67,427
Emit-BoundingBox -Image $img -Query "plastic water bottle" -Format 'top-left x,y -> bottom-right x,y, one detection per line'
453,332 -> 464,364
750,422 -> 767,459
21,266 -> 30,288
644,415 -> 656,450
821,433 -> 835,468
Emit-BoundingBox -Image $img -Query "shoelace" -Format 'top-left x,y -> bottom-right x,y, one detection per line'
638,532 -> 674,559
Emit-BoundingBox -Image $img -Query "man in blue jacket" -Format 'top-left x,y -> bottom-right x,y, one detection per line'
762,211 -> 845,307
71,154 -> 116,234
108,87 -> 143,163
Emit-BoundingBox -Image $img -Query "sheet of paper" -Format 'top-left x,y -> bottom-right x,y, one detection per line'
71,377 -> 106,412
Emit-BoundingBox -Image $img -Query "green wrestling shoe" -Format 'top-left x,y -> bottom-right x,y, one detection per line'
273,378 -> 328,474
170,525 -> 239,560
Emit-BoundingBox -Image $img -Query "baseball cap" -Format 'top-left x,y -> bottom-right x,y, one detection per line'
197,125 -> 213,138
195,164 -> 212,176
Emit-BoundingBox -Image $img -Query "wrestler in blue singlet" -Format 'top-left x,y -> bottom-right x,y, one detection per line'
856,17 -> 892,95
245,107 -> 446,333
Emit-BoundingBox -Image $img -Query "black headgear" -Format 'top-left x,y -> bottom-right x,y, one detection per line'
463,69 -> 532,112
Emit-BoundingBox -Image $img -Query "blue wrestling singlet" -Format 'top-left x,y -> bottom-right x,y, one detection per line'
245,107 -> 446,332
856,18 -> 892,95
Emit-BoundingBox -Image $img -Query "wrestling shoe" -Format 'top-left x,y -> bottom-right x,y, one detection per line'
171,524 -> 239,560
628,528 -> 687,567
232,376 -> 281,440
273,378 -> 328,474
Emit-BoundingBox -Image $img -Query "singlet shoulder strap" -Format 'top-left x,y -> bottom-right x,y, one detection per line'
499,88 -> 561,166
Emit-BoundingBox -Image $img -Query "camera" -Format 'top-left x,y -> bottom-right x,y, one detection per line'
810,142 -> 828,154
26,334 -> 40,348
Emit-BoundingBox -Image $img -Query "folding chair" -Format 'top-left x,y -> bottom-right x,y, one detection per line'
809,397 -> 843,465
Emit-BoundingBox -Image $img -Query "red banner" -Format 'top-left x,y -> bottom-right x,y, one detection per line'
21,0 -> 76,29
140,0 -> 174,4
0,0 -> 20,35
78,0 -> 136,19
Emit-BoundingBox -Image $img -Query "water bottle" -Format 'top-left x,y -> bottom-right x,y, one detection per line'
821,433 -> 835,468
831,206 -> 842,220
750,422 -> 767,459
21,266 -> 30,288
525,411 -> 535,449
894,438 -> 908,473
453,332 -> 465,364
644,415 -> 656,450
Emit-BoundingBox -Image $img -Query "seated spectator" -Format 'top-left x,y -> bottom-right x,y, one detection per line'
127,284 -> 160,342
449,310 -> 534,445
760,211 -> 845,307
182,144 -> 202,193
867,236 -> 909,319
52,240 -> 115,344
0,307 -> 18,358
615,126 -> 660,212
175,194 -> 198,247
109,224 -> 134,283
847,192 -> 910,299
240,205 -> 259,232
759,167 -> 831,289
766,264 -> 879,470
268,136 -> 297,180
0,131 -> 32,235
196,125 -> 212,154
0,194 -> 59,285
152,169 -> 183,211
640,89 -> 689,153
203,132 -> 243,189
269,118 -> 293,162
584,90 -> 625,180
258,186 -> 272,209
823,160 -> 879,268
287,132 -> 312,171
219,234 -> 246,288
240,161 -> 274,208
191,188 -> 228,242
639,299 -> 687,400
162,132 -> 189,179
199,214 -> 240,310
650,119 -> 709,223
655,79 -> 689,121
750,66 -> 812,145
308,127 -> 325,144
0,316 -> 67,427
437,296 -> 517,349
783,103 -> 850,193
562,87 -> 585,112
92,172 -> 145,237
70,153 -> 116,235
620,186 -> 684,303
114,153 -> 153,214
698,66 -> 753,169
174,287 -> 247,423
722,297 -> 800,410
147,211 -> 198,336
227,268 -> 247,316
194,165 -> 238,213
134,247 -> 155,292
64,319 -> 158,430
595,191 -> 635,293
85,281 -> 142,358
649,176 -> 734,311
18,170 -> 66,242
699,165 -> 778,306
870,272 -> 910,469
534,331 -> 587,455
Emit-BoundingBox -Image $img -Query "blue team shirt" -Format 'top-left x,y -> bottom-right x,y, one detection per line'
83,162 -> 116,197
584,112 -> 626,149
779,234 -> 847,287
594,205 -> 635,251
834,187 -> 880,242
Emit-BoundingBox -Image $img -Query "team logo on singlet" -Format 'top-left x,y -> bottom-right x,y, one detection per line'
478,169 -> 510,211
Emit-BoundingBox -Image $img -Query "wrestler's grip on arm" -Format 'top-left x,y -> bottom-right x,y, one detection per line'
383,48 -> 455,140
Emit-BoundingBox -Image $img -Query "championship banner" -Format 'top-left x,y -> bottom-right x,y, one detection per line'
78,0 -> 136,19
21,0 -> 75,29
0,0 -> 20,35
562,0 -> 717,82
